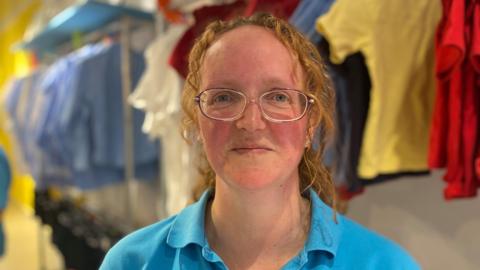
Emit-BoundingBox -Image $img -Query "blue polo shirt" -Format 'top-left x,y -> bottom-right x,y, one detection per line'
100,189 -> 419,269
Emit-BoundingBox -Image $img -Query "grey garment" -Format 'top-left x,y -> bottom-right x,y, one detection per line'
318,40 -> 371,196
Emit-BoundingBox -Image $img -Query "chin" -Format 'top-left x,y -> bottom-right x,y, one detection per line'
222,169 -> 288,191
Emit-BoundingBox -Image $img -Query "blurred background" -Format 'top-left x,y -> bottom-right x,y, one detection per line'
0,0 -> 478,269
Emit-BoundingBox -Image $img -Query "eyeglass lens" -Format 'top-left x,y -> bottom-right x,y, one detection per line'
198,89 -> 308,121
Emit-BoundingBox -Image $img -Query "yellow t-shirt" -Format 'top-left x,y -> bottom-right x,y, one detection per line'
317,0 -> 441,178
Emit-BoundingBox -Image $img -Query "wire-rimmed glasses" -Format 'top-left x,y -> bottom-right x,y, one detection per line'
194,88 -> 314,123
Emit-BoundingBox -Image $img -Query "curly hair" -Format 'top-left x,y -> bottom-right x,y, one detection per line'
181,13 -> 336,209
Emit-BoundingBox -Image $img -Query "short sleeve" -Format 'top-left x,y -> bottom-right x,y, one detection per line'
436,0 -> 466,79
316,0 -> 372,64
471,0 -> 480,72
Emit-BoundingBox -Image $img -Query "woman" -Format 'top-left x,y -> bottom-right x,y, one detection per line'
101,13 -> 419,269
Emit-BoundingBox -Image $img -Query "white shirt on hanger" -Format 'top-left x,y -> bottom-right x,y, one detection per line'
129,23 -> 193,217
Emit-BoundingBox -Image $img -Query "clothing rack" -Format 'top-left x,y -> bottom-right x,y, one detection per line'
17,1 -> 157,268
119,16 -> 136,226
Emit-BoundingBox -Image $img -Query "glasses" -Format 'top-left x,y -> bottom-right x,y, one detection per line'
194,88 -> 314,122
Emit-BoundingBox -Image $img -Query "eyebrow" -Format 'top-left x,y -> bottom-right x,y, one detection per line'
203,77 -> 297,91
261,77 -> 296,87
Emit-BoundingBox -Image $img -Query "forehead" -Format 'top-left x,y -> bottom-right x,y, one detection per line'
200,25 -> 303,89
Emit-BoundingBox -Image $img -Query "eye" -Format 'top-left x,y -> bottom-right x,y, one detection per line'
213,93 -> 234,103
273,93 -> 289,102
205,90 -> 242,107
264,91 -> 291,103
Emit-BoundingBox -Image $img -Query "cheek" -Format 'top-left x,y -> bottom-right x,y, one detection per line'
198,117 -> 232,161
272,122 -> 308,154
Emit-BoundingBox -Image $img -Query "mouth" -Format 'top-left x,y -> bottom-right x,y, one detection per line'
231,146 -> 273,154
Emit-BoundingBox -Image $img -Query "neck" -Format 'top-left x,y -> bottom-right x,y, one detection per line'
205,178 -> 310,269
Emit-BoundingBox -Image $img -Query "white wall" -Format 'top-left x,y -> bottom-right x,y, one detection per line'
347,171 -> 480,270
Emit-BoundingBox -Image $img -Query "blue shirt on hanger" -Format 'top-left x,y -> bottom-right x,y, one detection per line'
5,43 -> 159,190
289,0 -> 336,44
61,43 -> 159,189
34,44 -> 107,175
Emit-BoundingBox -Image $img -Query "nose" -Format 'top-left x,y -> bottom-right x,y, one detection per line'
235,99 -> 266,131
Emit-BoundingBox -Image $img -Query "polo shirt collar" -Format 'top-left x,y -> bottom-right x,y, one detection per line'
166,189 -> 211,248
166,188 -> 342,257
304,188 -> 341,257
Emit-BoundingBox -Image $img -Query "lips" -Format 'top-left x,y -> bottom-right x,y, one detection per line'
231,145 -> 273,154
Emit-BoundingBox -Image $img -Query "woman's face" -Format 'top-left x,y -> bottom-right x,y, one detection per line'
197,26 -> 309,191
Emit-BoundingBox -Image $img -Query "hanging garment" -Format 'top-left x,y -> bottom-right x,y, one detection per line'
289,0 -> 335,44
3,70 -> 68,189
53,43 -> 159,189
168,0 -> 247,78
169,0 -> 299,78
5,43 -> 160,190
319,40 -> 371,199
129,24 -> 187,137
316,0 -> 441,179
290,0 -> 369,199
5,69 -> 84,188
243,0 -> 299,17
129,23 -> 193,216
429,0 -> 480,199
31,45 -> 107,184
472,0 -> 480,190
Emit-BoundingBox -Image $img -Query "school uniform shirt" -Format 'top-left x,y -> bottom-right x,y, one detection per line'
169,0 -> 299,78
100,188 -> 420,270
168,0 -> 247,78
320,41 -> 371,199
61,43 -> 159,189
289,0 -> 335,45
128,23 -> 193,217
429,0 -> 480,199
316,0 -> 441,179
5,43 -> 160,190
34,44 -> 105,174
290,0 -> 370,198
3,71 -> 69,188
128,23 -> 187,138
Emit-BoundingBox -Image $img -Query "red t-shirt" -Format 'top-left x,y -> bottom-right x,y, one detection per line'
429,0 -> 463,170
472,0 -> 480,183
430,0 -> 480,199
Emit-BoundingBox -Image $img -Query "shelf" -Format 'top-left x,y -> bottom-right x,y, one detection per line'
19,0 -> 154,52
